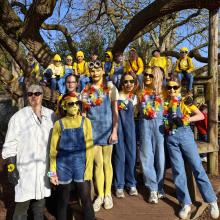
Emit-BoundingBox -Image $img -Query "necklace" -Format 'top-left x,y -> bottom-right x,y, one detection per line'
118,92 -> 134,111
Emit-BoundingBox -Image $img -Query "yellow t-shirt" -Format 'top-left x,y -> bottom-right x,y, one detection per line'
50,115 -> 94,180
124,57 -> 144,75
73,61 -> 89,76
45,64 -> 64,78
180,101 -> 198,118
148,56 -> 168,75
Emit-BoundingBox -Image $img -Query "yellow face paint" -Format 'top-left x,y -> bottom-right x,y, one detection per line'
167,81 -> 181,97
64,97 -> 80,116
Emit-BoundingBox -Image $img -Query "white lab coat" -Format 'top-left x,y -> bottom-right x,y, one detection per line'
2,106 -> 54,202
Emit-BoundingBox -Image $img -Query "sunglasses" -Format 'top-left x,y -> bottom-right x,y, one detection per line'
67,101 -> 80,107
27,92 -> 42,97
105,55 -> 110,58
167,85 -> 180,90
66,81 -> 76,84
88,60 -> 102,69
124,79 -> 135,84
180,51 -> 188,54
144,73 -> 154,78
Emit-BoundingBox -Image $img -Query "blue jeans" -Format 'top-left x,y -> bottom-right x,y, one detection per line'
166,126 -> 216,205
140,117 -> 165,192
177,71 -> 193,91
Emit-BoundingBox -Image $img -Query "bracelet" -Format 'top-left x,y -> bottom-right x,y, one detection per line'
7,164 -> 15,172
47,171 -> 57,177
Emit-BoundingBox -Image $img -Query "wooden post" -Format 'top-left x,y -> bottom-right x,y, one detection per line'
208,9 -> 219,175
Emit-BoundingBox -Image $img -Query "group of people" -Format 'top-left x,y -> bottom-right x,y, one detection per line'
2,47 -> 219,220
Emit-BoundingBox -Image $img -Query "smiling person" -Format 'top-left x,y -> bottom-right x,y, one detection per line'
49,93 -> 95,220
113,72 -> 138,198
2,84 -> 55,220
81,60 -> 118,212
138,67 -> 166,204
164,78 -> 219,219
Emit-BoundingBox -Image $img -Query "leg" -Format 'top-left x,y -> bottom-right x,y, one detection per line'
13,201 -> 30,220
94,145 -> 105,197
76,181 -> 95,220
30,199 -> 45,220
50,78 -> 57,90
177,72 -> 184,83
179,128 -> 217,203
102,145 -> 113,196
56,183 -> 71,220
166,133 -> 192,205
185,73 -> 194,91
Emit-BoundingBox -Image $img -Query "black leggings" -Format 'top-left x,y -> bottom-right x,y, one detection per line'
57,181 -> 95,220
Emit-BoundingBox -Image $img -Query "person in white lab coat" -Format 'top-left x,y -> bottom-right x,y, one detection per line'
2,84 -> 55,220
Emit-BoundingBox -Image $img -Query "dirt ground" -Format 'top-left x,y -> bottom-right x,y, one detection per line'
0,146 -> 220,220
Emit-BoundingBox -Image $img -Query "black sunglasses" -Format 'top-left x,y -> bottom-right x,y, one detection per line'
124,79 -> 135,84
66,81 -> 76,84
67,101 -> 80,107
167,85 -> 180,90
180,51 -> 188,54
27,92 -> 42,97
144,73 -> 154,78
105,55 -> 110,58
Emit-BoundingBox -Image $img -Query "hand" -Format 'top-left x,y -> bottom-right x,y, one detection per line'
109,131 -> 118,145
172,116 -> 183,127
50,176 -> 59,185
6,157 -> 19,186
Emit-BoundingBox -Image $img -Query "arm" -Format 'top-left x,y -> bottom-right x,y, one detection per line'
175,59 -> 181,73
148,57 -> 154,67
186,57 -> 194,73
136,57 -> 144,75
83,118 -> 94,180
188,108 -> 205,123
109,100 -> 118,144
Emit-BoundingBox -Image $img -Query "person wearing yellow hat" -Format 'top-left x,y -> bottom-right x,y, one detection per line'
175,47 -> 194,94
73,51 -> 90,92
124,48 -> 144,84
27,52 -> 41,80
43,54 -> 64,92
49,93 -> 95,220
102,51 -> 115,81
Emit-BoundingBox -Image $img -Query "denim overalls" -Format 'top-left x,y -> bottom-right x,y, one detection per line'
112,64 -> 123,89
113,97 -> 136,189
139,95 -> 165,193
56,117 -> 86,184
104,62 -> 113,82
165,105 -> 216,205
87,94 -> 112,145
57,67 -> 73,94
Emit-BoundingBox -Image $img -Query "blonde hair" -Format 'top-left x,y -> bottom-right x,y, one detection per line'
152,67 -> 164,95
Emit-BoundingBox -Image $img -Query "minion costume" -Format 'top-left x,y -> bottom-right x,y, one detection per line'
73,51 -> 90,92
102,51 -> 115,81
175,47 -> 194,92
49,93 -> 95,220
43,54 -> 64,92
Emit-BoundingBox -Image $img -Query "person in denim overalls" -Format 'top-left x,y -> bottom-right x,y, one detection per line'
112,52 -> 124,89
81,61 -> 118,212
164,78 -> 219,220
138,67 -> 165,204
113,72 -> 138,198
49,94 -> 95,220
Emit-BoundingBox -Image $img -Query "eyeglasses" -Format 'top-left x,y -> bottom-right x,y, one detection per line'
144,73 -> 154,78
124,79 -> 135,84
167,85 -> 180,90
88,60 -> 102,69
180,51 -> 188,54
67,101 -> 80,107
27,92 -> 42,97
66,81 -> 76,84
105,55 -> 110,58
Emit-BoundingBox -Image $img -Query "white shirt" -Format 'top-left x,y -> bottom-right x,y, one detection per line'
2,106 -> 55,202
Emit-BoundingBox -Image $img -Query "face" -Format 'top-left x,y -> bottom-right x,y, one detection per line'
123,75 -> 135,93
105,54 -> 111,61
129,50 -> 137,60
54,60 -> 61,67
153,51 -> 160,57
65,97 -> 80,116
77,56 -> 83,62
91,54 -> 98,62
65,75 -> 77,92
167,81 -> 181,97
66,58 -> 72,66
116,54 -> 123,63
180,51 -> 188,58
90,68 -> 104,83
143,72 -> 154,86
27,91 -> 43,108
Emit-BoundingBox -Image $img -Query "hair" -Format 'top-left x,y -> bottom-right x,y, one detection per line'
118,71 -> 138,92
152,49 -> 160,56
65,74 -> 78,84
167,75 -> 181,86
152,67 -> 164,95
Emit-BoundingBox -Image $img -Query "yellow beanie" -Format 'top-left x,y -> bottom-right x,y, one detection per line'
53,54 -> 61,61
105,51 -> 113,61
180,47 -> 189,52
66,55 -> 73,60
76,51 -> 84,58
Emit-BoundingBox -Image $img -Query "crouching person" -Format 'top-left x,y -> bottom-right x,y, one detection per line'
49,93 -> 95,220
2,84 -> 55,220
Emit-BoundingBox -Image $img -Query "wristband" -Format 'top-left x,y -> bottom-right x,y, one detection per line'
47,171 -> 57,177
7,164 -> 15,172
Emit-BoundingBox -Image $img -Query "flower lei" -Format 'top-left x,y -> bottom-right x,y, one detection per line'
140,89 -> 162,119
163,95 -> 190,134
81,84 -> 109,110
118,92 -> 134,111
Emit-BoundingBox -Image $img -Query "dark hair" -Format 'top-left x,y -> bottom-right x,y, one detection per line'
118,71 -> 138,92
65,74 -> 78,84
152,49 -> 160,56
167,76 -> 181,86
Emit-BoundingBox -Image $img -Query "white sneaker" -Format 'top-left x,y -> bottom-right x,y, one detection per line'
148,191 -> 158,204
115,189 -> 125,198
93,197 -> 104,212
179,204 -> 191,219
129,187 -> 138,196
104,195 -> 113,210
210,201 -> 219,219
158,191 -> 166,199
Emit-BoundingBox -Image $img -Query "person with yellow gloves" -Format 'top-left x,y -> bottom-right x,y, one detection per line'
43,54 -> 64,92
175,47 -> 194,94
102,51 -> 115,81
49,93 -> 95,220
57,55 -> 75,94
124,48 -> 144,84
73,51 -> 90,92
